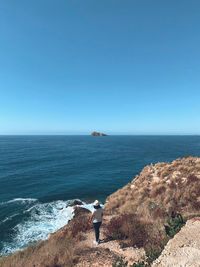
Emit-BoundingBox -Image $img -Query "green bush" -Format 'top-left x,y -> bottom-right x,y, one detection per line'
145,245 -> 161,264
112,258 -> 150,267
164,212 -> 185,238
131,260 -> 150,266
112,257 -> 128,267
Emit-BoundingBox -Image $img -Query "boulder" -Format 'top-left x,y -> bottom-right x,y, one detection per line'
69,200 -> 83,207
73,206 -> 91,218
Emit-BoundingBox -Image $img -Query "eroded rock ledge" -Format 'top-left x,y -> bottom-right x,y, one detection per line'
152,218 -> 200,267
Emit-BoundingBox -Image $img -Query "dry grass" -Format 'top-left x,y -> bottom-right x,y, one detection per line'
0,237 -> 75,267
151,185 -> 166,198
70,215 -> 92,239
104,156 -> 200,223
103,212 -> 167,263
0,210 -> 92,267
104,157 -> 200,264
104,214 -> 148,248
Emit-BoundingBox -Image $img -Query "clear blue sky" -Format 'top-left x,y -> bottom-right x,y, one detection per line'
0,0 -> 200,134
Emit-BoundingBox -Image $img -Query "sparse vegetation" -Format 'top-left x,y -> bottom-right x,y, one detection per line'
104,159 -> 200,265
131,261 -> 149,267
105,212 -> 172,266
70,215 -> 92,239
110,211 -> 184,266
112,257 -> 128,267
0,237 -> 75,267
164,212 -> 185,238
104,214 -> 150,248
105,156 -> 200,221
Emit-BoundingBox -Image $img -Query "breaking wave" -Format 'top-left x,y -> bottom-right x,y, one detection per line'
0,199 -> 92,257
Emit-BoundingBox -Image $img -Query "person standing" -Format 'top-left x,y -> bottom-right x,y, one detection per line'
91,200 -> 103,245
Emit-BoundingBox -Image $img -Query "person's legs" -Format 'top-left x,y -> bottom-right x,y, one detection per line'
96,222 -> 101,241
93,222 -> 102,242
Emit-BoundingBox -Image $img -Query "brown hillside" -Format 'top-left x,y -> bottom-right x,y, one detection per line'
104,156 -> 200,220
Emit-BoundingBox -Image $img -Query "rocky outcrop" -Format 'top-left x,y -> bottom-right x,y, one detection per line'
91,131 -> 108,136
152,218 -> 200,267
69,200 -> 83,207
73,206 -> 91,218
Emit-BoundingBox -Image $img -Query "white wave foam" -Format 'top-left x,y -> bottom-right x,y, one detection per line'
0,199 -> 100,257
0,213 -> 19,225
7,198 -> 38,204
0,198 -> 37,207
79,202 -> 95,212
0,199 -> 75,256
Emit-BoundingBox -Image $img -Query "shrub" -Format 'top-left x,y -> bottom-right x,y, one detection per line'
131,261 -> 150,267
104,214 -> 149,248
152,207 -> 166,219
104,215 -> 125,240
168,181 -> 176,189
186,174 -> 199,185
71,216 -> 92,238
164,212 -> 185,238
191,201 -> 200,211
112,257 -> 128,267
144,245 -> 161,264
151,185 -> 166,198
110,213 -> 173,267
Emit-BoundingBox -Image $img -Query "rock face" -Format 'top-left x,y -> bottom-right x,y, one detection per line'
69,200 -> 83,207
152,218 -> 200,267
91,131 -> 108,136
73,206 -> 91,218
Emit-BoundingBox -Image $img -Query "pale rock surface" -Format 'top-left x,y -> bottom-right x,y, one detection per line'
152,218 -> 200,267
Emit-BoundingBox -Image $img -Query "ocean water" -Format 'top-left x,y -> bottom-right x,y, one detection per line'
0,135 -> 200,257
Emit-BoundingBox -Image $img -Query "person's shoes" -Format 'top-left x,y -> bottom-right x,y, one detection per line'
93,240 -> 99,245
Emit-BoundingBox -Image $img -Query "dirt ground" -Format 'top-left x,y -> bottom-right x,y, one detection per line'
74,216 -> 145,267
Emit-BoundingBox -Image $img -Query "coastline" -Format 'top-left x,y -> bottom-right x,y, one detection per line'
0,200 -> 95,257
1,156 -> 200,266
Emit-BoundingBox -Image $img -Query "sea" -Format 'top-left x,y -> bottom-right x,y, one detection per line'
0,135 -> 200,257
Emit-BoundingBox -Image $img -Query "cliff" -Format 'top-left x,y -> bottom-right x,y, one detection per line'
104,156 -> 200,220
1,156 -> 200,267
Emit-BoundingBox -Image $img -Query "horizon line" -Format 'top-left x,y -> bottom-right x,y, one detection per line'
0,133 -> 199,136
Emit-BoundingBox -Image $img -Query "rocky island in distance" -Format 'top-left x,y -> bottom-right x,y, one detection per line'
91,131 -> 108,136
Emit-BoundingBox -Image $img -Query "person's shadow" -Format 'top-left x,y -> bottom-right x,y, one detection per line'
99,237 -> 113,244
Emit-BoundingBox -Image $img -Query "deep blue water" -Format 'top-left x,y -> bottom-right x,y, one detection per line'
0,135 -> 200,256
